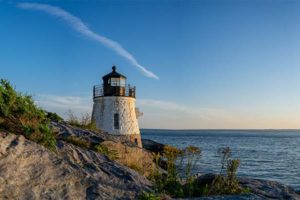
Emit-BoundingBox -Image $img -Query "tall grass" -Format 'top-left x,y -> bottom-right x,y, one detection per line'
206,147 -> 247,195
66,110 -> 98,131
149,145 -> 202,198
148,146 -> 246,198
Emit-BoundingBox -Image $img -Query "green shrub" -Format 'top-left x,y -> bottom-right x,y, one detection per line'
0,79 -> 56,151
182,146 -> 202,197
150,145 -> 247,198
206,147 -> 246,195
150,145 -> 202,198
94,144 -> 119,160
46,112 -> 63,122
38,124 -> 57,151
138,192 -> 161,200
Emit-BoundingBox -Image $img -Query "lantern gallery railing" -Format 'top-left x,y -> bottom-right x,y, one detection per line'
93,84 -> 136,98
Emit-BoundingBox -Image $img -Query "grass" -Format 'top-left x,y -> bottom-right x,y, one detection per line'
0,79 -> 57,151
62,135 -> 120,160
67,110 -> 99,132
64,136 -> 91,149
94,144 -> 119,160
138,192 -> 161,200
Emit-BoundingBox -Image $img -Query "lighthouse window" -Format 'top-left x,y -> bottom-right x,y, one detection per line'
109,78 -> 126,86
114,113 -> 119,129
110,78 -> 120,86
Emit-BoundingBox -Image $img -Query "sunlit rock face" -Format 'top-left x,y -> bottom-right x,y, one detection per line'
0,132 -> 151,200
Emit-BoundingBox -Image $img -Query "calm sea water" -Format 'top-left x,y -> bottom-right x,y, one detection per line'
141,129 -> 300,191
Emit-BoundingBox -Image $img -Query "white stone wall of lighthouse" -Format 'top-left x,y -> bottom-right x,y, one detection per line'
92,96 -> 140,136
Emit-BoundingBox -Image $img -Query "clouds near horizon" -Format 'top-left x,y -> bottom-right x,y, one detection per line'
34,94 -> 233,129
34,94 -> 300,129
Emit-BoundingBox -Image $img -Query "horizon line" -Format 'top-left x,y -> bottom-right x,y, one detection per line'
140,128 -> 300,131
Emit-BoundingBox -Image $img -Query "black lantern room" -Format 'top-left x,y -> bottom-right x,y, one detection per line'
93,66 -> 136,98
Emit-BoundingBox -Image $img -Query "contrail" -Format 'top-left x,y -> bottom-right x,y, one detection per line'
17,3 -> 159,80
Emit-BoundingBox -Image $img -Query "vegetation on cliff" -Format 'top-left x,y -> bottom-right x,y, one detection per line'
0,79 -> 56,151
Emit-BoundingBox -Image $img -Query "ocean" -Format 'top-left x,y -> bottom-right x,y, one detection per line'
141,129 -> 300,191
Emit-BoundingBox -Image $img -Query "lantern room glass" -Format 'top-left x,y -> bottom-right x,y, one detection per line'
109,78 -> 126,86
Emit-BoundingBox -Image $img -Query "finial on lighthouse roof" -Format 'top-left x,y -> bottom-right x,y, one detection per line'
102,65 -> 126,80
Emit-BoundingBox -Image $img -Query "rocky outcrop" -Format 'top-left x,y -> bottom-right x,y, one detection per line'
192,173 -> 300,200
239,178 -> 300,200
142,139 -> 166,154
2,124 -> 299,200
0,132 -> 151,200
53,122 -> 157,177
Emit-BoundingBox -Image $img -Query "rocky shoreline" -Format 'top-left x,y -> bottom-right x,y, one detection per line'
0,123 -> 299,199
143,139 -> 300,200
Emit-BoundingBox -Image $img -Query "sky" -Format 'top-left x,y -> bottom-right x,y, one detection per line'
1,0 -> 300,129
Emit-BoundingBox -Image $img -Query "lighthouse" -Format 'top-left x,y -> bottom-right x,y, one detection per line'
92,66 -> 142,147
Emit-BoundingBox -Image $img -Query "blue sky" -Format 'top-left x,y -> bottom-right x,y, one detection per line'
1,0 -> 300,129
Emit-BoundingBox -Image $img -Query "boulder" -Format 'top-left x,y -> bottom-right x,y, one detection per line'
142,138 -> 165,154
239,177 -> 300,200
192,173 -> 300,200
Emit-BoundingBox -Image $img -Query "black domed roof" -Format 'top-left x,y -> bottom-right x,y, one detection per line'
102,66 -> 126,80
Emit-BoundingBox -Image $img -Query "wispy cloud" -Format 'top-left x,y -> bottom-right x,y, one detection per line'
137,99 -> 224,120
17,3 -> 159,80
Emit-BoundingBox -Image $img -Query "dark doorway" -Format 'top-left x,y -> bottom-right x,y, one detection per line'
114,113 -> 119,129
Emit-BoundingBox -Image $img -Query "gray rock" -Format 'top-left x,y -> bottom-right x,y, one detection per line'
53,122 -> 157,177
239,178 -> 300,200
193,173 -> 300,200
178,194 -> 263,200
142,138 -> 165,153
0,132 -> 151,200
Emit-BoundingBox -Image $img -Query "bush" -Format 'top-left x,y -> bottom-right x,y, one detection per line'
150,146 -> 246,198
46,112 -> 63,122
206,147 -> 246,195
150,145 -> 202,198
0,79 -> 56,151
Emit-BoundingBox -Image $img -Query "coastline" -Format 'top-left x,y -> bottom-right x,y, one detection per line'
142,138 -> 300,199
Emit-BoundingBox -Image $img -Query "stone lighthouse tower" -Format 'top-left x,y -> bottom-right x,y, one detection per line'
92,66 -> 142,147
